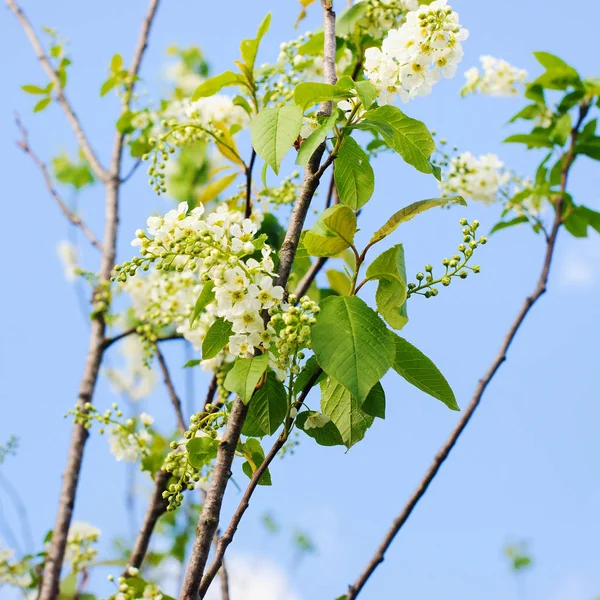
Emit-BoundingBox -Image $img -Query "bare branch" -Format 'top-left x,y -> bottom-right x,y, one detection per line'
344,102 -> 591,600
155,346 -> 187,434
6,0 -> 108,180
244,149 -> 257,219
14,114 -> 102,251
294,257 -> 327,298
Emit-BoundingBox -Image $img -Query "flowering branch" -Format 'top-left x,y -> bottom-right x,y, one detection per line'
14,114 -> 102,252
343,101 -> 591,600
5,0 -> 108,181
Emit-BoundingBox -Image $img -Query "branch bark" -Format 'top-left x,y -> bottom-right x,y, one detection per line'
155,346 -> 187,434
344,102 -> 590,600
180,5 -> 338,598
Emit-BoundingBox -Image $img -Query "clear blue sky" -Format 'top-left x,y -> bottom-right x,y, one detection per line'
1,1 -> 599,599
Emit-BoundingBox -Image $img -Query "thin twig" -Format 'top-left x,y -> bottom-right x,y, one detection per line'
155,346 -> 187,434
14,114 -> 102,251
198,367 -> 322,597
344,102 -> 591,600
6,0 -> 108,180
244,149 -> 257,219
121,159 -> 142,184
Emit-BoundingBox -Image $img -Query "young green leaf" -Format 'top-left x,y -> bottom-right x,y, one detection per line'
190,281 -> 215,327
370,197 -> 463,245
187,437 -> 220,469
489,216 -> 529,234
251,105 -> 304,175
241,438 -> 271,485
223,354 -> 269,404
504,132 -> 554,148
356,105 -> 435,174
320,379 -> 374,449
336,2 -> 368,35
366,244 -> 408,330
311,296 -> 394,403
361,381 -> 386,419
242,372 -> 287,437
240,13 -> 272,78
296,113 -> 339,167
293,82 -> 354,112
303,205 -> 357,257
326,269 -> 352,296
192,71 -> 246,101
33,97 -> 52,113
295,410 -> 345,446
21,84 -> 46,95
391,333 -> 458,411
355,80 -> 377,110
202,318 -> 234,360
334,136 -> 375,210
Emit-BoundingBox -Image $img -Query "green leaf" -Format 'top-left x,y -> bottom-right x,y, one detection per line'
575,137 -> 600,160
190,281 -> 215,327
580,206 -> 600,234
320,379 -> 374,449
370,197 -> 462,245
192,71 -> 246,101
242,372 -> 287,437
293,355 -> 325,394
532,52 -> 581,91
504,132 -> 554,148
100,77 -> 116,97
110,53 -> 123,72
326,269 -> 352,295
356,105 -> 435,174
240,13 -> 272,78
187,437 -> 219,469
116,111 -> 134,134
293,82 -> 354,112
334,136 -> 374,210
489,216 -> 529,234
336,3 -> 368,36
21,84 -> 46,95
508,104 -> 541,123
361,381 -> 385,419
311,296 -> 394,403
391,334 -> 458,411
202,318 -> 233,360
296,113 -> 338,167
224,354 -> 269,403
355,80 -> 377,110
551,113 -> 572,146
303,205 -> 357,257
366,245 -> 408,330
198,173 -> 238,204
33,97 -> 51,113
241,438 -> 271,485
251,105 -> 304,175
295,410 -> 345,446
184,359 -> 201,368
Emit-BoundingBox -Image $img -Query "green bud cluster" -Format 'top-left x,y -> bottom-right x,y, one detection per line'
258,171 -> 300,207
107,571 -> 163,600
407,219 -> 485,299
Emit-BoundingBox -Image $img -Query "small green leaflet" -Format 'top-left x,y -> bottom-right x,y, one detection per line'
504,132 -> 554,149
192,71 -> 246,101
489,216 -> 529,234
251,105 -> 304,175
190,281 -> 215,327
326,269 -> 352,295
293,82 -> 354,112
296,113 -> 339,167
223,354 -> 269,403
202,318 -> 233,360
311,296 -> 394,403
303,205 -> 357,257
366,244 -> 408,330
239,13 -> 272,78
295,410 -> 345,447
187,437 -> 220,469
370,197 -> 465,244
320,379 -> 374,449
391,333 -> 458,411
242,372 -> 287,437
334,136 -> 375,210
241,438 -> 271,486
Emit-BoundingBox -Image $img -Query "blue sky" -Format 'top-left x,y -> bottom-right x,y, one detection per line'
1,1 -> 600,599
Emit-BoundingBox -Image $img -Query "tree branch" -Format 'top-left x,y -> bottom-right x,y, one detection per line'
344,102 -> 591,600
36,3 -> 162,598
6,0 -> 108,180
14,114 -> 102,251
244,149 -> 257,219
155,346 -> 187,434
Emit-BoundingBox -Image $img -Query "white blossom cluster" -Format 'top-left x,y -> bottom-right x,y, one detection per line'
439,152 -> 510,205
355,0 -> 419,36
365,0 -> 468,103
0,548 -> 33,589
123,203 -> 284,363
106,335 -> 157,400
107,411 -> 154,463
64,521 -> 101,573
462,55 -> 527,97
56,240 -> 79,282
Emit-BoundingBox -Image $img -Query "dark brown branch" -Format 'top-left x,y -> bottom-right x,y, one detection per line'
344,102 -> 591,600
180,6 -> 338,597
6,0 -> 108,180
294,257 -> 327,298
244,149 -> 257,219
14,114 -> 102,251
36,2 -> 162,598
198,367 -> 322,597
155,346 -> 187,434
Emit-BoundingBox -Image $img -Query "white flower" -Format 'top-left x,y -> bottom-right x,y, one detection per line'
140,412 -> 154,427
304,413 -> 331,430
248,276 -> 284,309
56,241 -> 78,282
461,55 -> 527,97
